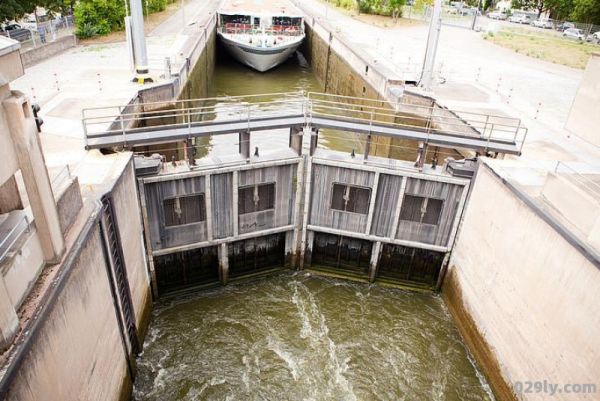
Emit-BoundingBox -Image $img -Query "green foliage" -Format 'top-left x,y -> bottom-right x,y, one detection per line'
412,0 -> 433,13
331,0 -> 359,10
74,0 -> 125,38
1,0 -> 37,22
571,0 -> 600,23
358,0 -> 406,16
145,0 -> 168,14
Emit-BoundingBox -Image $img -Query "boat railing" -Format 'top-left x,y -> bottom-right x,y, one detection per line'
219,23 -> 304,36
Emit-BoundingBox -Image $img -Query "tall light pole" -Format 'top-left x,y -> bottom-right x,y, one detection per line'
130,0 -> 152,83
420,0 -> 442,91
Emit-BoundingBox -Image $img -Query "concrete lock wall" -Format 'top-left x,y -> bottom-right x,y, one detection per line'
20,35 -> 77,69
110,161 -> 152,339
3,223 -> 131,401
1,158 -> 151,401
444,162 -> 600,401
303,22 -> 393,157
1,229 -> 44,310
566,52 -> 600,147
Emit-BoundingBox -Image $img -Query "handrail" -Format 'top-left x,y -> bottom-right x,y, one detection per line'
51,165 -> 72,190
0,214 -> 30,264
81,92 -> 527,152
554,162 -> 600,201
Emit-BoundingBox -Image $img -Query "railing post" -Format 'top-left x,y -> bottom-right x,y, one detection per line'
485,123 -> 494,153
247,104 -> 251,132
482,114 -> 490,138
513,120 -> 521,143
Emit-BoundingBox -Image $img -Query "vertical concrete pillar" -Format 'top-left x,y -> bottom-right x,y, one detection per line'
3,92 -> 64,263
285,231 -> 295,267
389,177 -> 407,240
232,170 -> 239,237
205,174 -> 213,241
239,131 -> 250,160
290,158 -> 305,269
218,243 -> 229,285
0,277 -> 18,352
364,171 -> 380,235
299,126 -> 314,269
368,241 -> 382,283
303,231 -> 314,268
289,126 -> 303,156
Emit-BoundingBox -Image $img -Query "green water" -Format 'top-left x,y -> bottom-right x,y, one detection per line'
197,52 -> 395,159
133,273 -> 493,400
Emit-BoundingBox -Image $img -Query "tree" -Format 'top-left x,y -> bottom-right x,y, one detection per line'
512,0 -> 574,17
388,0 -> 404,21
571,0 -> 600,23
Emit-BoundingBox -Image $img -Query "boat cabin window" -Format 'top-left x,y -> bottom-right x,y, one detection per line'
254,17 -> 260,26
272,16 -> 302,27
164,194 -> 206,227
221,14 -> 251,25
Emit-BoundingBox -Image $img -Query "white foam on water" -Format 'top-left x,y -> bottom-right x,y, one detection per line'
290,280 -> 357,401
267,335 -> 300,381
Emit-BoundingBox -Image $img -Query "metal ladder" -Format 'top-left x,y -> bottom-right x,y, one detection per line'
101,196 -> 140,356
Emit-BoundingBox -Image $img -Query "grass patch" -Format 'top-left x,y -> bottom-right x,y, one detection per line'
483,28 -> 598,69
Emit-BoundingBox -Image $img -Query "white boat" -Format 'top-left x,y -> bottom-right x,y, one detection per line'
217,0 -> 305,72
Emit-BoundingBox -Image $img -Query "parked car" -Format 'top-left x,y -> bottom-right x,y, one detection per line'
508,15 -> 532,24
532,18 -> 554,29
488,11 -> 508,20
555,21 -> 575,31
585,31 -> 600,44
0,23 -> 32,42
562,27 -> 586,41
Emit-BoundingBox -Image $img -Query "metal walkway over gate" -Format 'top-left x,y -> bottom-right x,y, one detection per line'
82,92 -> 527,155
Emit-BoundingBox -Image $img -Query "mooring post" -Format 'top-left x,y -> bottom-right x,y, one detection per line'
364,134 -> 372,161
369,241 -> 382,283
239,131 -> 251,160
309,128 -> 319,156
218,242 -> 229,285
289,126 -> 303,156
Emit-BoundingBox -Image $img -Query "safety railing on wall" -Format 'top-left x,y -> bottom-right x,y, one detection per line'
554,162 -> 600,202
82,91 -> 528,152
82,91 -> 307,142
0,213 -> 30,264
305,92 -> 528,151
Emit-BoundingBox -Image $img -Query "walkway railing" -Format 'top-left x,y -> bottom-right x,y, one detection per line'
82,91 -> 527,153
0,214 -> 30,264
554,162 -> 600,202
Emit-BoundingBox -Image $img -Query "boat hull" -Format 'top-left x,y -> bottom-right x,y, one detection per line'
218,34 -> 303,72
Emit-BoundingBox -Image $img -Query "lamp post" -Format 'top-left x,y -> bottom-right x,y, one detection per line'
420,0 -> 442,91
130,0 -> 153,83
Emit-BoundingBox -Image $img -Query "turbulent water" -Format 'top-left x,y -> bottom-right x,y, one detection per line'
133,273 -> 493,401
